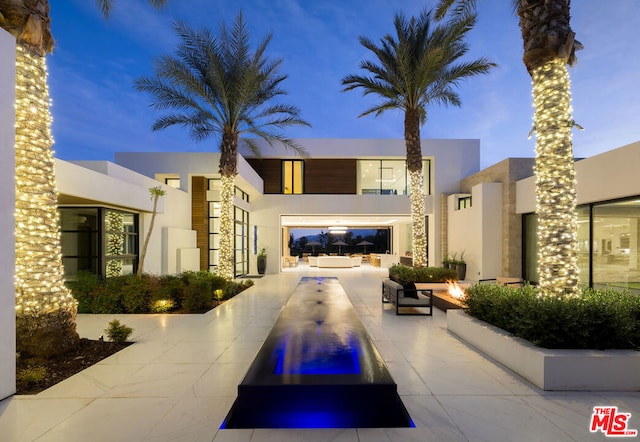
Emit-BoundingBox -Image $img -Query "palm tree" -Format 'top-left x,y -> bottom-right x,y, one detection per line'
136,186 -> 166,277
436,0 -> 582,297
516,1 -> 582,297
342,9 -> 495,268
135,14 -> 310,279
0,0 -> 167,357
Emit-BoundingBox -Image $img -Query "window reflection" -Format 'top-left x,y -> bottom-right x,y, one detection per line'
59,207 -> 138,279
592,199 -> 640,292
358,159 -> 430,195
524,198 -> 640,293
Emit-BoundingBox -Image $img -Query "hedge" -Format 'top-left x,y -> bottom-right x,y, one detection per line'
464,283 -> 640,350
67,271 -> 253,314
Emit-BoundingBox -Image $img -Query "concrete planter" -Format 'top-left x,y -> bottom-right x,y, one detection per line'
447,309 -> 640,391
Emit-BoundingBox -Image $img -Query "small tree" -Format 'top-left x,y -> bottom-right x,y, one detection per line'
136,186 -> 166,277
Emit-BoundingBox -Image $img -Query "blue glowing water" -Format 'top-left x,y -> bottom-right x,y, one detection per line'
273,331 -> 361,375
221,276 -> 413,429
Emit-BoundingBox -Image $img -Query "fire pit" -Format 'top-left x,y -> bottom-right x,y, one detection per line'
431,281 -> 467,311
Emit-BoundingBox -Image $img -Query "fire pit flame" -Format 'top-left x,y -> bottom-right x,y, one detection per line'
446,281 -> 466,300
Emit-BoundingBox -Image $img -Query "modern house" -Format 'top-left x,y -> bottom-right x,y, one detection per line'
60,138 -> 480,279
55,137 -> 640,296
2,25 -> 639,399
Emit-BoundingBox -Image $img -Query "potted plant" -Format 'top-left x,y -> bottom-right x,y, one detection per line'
442,253 -> 451,269
257,247 -> 267,275
455,251 -> 467,280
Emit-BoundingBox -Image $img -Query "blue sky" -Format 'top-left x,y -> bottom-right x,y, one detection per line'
48,0 -> 639,168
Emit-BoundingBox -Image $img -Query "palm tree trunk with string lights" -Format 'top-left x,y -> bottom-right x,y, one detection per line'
218,127 -> 239,279
0,0 -> 79,357
1,0 -> 169,358
436,0 -> 582,297
517,0 -> 581,298
405,108 -> 427,267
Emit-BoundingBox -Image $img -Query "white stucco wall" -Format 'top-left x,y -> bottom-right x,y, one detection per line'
115,140 -> 479,273
114,152 -> 264,200
0,28 -> 16,399
448,183 -> 503,281
516,141 -> 640,214
242,138 -> 480,270
58,160 -> 196,275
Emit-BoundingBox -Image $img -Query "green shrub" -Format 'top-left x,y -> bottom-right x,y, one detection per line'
156,274 -> 186,307
413,266 -> 458,282
389,264 -> 457,283
465,284 -> 640,350
17,366 -> 48,387
105,319 -> 134,343
120,275 -> 153,313
182,279 -> 213,312
210,274 -> 228,292
389,264 -> 415,281
150,298 -> 176,313
67,270 -> 101,313
65,270 -> 254,314
90,285 -> 124,314
222,279 -> 255,300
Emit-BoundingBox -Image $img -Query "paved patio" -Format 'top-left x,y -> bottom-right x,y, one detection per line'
1,265 -> 638,441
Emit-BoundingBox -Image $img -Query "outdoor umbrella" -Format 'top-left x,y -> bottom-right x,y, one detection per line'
306,240 -> 322,254
332,240 -> 348,255
356,240 -> 373,254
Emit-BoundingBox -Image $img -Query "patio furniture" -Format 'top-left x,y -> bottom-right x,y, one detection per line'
282,256 -> 298,268
478,277 -> 523,287
317,256 -> 354,268
382,279 -> 432,316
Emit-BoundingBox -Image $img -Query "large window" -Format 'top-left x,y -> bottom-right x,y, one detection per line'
61,208 -> 100,278
358,159 -> 431,195
522,213 -> 539,284
235,206 -> 249,276
60,207 -> 138,279
105,210 -> 138,277
523,197 -> 640,292
591,199 -> 640,292
282,160 -> 304,194
208,179 -> 221,272
577,205 -> 591,287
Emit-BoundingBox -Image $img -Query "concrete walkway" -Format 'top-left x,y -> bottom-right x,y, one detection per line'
1,265 -> 638,441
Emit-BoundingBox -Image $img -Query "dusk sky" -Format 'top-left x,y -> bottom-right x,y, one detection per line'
48,1 -> 639,168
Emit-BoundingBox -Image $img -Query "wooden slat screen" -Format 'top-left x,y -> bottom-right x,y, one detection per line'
304,159 -> 356,194
246,159 -> 282,194
191,176 -> 209,270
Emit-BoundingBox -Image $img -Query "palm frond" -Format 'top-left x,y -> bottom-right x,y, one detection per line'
96,0 -> 168,19
342,7 -> 494,126
358,99 -> 403,118
434,0 -> 478,21
135,12 -> 309,154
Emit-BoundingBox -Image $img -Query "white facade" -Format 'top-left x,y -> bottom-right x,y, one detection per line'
57,160 -> 198,275
243,138 -> 480,272
116,138 -> 480,274
448,183 -> 503,280
0,27 -> 16,400
516,141 -> 640,213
